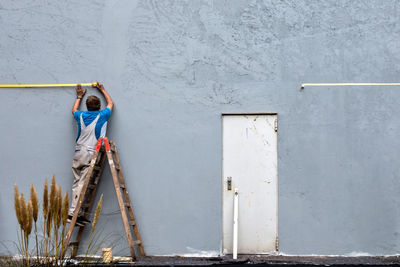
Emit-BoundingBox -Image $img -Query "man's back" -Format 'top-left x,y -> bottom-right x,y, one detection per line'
73,108 -> 111,141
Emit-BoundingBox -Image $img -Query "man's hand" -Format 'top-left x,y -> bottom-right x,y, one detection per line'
76,84 -> 87,99
95,81 -> 114,111
95,82 -> 105,92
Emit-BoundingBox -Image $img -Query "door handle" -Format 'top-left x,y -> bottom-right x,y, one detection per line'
227,177 -> 232,190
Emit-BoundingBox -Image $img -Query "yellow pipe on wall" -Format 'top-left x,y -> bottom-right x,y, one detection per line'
0,83 -> 98,88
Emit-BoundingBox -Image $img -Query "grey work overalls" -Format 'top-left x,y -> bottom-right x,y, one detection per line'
69,113 -> 100,216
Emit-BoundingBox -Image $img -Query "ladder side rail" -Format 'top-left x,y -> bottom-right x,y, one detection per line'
71,150 -> 107,258
83,149 -> 107,218
104,138 -> 137,260
110,140 -> 146,256
61,138 -> 103,258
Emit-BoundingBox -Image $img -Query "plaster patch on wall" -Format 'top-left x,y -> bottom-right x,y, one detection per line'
123,0 -> 281,107
183,247 -> 220,257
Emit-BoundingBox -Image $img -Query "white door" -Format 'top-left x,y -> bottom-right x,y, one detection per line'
222,114 -> 278,254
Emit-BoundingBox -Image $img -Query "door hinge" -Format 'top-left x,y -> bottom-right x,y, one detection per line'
275,236 -> 279,251
274,119 -> 278,132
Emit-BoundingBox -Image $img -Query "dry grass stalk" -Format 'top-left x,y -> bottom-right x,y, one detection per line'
50,175 -> 56,218
30,184 -> 40,261
30,184 -> 38,222
47,178 -> 54,256
13,184 -> 25,263
92,194 -> 103,230
14,185 -> 23,228
46,215 -> 52,237
62,191 -> 69,226
48,175 -> 56,251
42,178 -> 50,261
27,200 -> 33,235
43,179 -> 48,219
20,194 -> 28,232
55,186 -> 62,228
60,190 -> 69,261
18,193 -> 30,266
52,184 -> 62,261
26,200 -> 33,267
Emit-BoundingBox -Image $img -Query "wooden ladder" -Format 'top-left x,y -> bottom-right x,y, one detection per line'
61,137 -> 145,260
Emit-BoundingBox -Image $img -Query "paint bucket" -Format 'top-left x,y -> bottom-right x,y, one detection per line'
102,248 -> 112,263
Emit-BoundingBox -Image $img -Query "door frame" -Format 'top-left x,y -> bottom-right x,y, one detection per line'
221,112 -> 279,254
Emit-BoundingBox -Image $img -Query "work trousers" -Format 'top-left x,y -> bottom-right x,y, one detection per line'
69,148 -> 93,216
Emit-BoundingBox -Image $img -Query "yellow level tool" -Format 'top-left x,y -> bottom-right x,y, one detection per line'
301,83 -> 400,89
0,82 -> 98,88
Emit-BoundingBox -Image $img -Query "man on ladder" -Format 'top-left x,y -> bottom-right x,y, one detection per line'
68,82 -> 114,225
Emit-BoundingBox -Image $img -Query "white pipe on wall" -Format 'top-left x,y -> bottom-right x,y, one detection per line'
301,82 -> 400,89
233,188 -> 239,260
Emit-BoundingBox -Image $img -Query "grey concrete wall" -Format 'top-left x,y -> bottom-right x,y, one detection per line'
1,0 -> 400,256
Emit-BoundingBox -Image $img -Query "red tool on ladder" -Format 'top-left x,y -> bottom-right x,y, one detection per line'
61,137 -> 145,260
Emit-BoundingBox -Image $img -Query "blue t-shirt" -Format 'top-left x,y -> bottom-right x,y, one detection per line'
73,108 -> 111,141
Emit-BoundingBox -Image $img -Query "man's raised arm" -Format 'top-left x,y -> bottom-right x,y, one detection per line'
72,84 -> 86,114
96,82 -> 114,111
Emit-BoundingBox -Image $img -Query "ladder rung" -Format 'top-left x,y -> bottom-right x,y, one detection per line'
92,170 -> 101,176
91,174 -> 100,181
133,240 -> 142,246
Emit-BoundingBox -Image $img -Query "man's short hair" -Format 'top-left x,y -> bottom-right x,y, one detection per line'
86,95 -> 101,111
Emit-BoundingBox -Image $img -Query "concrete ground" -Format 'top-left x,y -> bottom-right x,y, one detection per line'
67,255 -> 400,266
2,255 -> 400,266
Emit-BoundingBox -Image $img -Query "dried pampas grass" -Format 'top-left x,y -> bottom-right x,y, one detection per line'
62,191 -> 69,226
20,194 -> 28,232
27,200 -> 33,235
50,175 -> 56,218
14,184 -> 23,228
55,186 -> 62,228
43,179 -> 48,219
30,184 -> 39,222
92,194 -> 103,230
